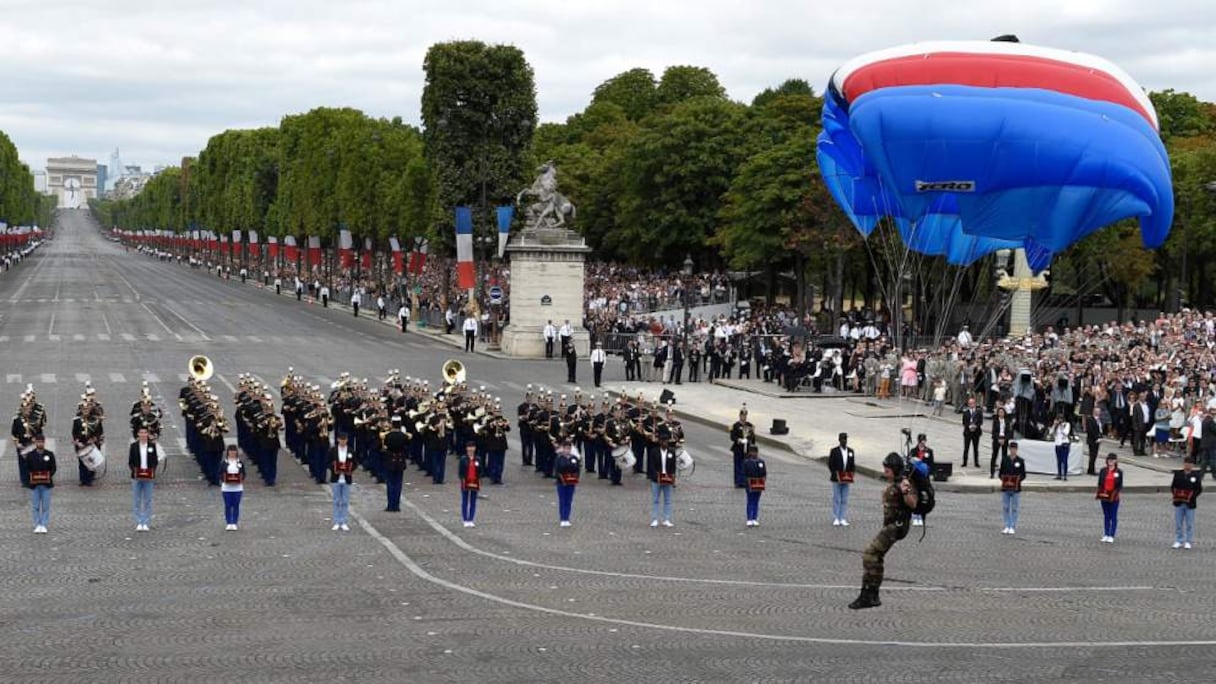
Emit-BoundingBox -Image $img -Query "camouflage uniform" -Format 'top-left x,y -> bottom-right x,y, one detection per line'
861,483 -> 912,590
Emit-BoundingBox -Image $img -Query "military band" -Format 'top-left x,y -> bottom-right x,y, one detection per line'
72,384 -> 104,487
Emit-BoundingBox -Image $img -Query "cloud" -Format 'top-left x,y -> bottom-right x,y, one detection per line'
2,0 -> 1212,169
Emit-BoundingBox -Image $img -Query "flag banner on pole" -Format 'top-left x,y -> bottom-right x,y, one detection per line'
390,236 -> 404,275
496,205 -> 514,259
362,237 -> 372,270
339,229 -> 354,269
232,229 -> 242,244
284,235 -> 298,263
307,235 -> 322,268
267,235 -> 279,260
220,234 -> 229,255
408,237 -> 428,275
249,230 -> 259,245
455,206 -> 475,289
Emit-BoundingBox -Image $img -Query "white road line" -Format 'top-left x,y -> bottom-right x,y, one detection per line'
110,373 -> 126,383
48,335 -> 61,342
177,374 -> 189,383
47,311 -> 55,336
501,381 -> 526,392
350,498 -> 1189,650
161,303 -> 210,341
39,373 -> 55,383
215,374 -> 237,393
247,336 -> 263,343
53,280 -> 61,303
112,268 -> 141,299
6,374 -> 21,383
146,334 -> 161,342
98,334 -> 111,341
122,333 -> 136,342
100,311 -> 113,336
73,334 -> 85,341
222,335 -> 239,343
24,335 -> 35,343
0,336 -> 8,343
143,373 -> 161,383
140,302 -> 175,336
75,373 -> 91,384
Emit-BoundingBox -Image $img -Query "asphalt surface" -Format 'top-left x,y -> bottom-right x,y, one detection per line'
2,210 -> 1215,682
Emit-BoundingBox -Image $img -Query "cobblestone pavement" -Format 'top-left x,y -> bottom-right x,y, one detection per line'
2,213 -> 1215,681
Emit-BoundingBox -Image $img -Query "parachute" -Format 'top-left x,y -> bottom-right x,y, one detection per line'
816,39 -> 1174,272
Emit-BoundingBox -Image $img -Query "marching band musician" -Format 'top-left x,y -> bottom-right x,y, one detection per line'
742,444 -> 766,527
220,445 -> 246,531
130,390 -> 163,441
554,436 -> 580,527
424,404 -> 450,485
328,432 -> 356,532
129,426 -> 160,532
72,391 -> 104,487
255,393 -> 282,486
480,402 -> 510,485
627,396 -> 650,476
457,440 -> 483,527
602,402 -> 628,486
12,391 -> 40,487
25,433 -> 55,534
647,426 -> 679,528
383,414 -> 409,511
517,387 -> 535,467
729,406 -> 756,488
829,432 -> 856,527
589,399 -> 610,479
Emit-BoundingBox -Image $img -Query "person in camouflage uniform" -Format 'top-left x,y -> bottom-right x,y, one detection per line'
849,452 -> 919,610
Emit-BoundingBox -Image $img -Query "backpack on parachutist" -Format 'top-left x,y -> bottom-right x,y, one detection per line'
907,458 -> 936,540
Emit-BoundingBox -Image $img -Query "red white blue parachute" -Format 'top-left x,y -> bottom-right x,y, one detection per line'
816,38 -> 1174,271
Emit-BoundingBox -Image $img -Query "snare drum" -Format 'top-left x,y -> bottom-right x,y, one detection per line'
78,446 -> 105,472
613,445 -> 636,470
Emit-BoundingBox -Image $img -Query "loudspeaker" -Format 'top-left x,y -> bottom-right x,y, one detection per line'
932,462 -> 952,482
659,389 -> 676,405
770,419 -> 789,435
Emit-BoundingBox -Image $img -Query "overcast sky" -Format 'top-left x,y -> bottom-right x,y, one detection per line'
4,0 -> 1213,172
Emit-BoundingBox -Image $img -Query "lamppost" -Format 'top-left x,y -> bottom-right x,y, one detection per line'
682,254 -> 694,341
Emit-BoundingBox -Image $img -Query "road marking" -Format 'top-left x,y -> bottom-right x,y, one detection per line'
215,374 -> 237,393
248,336 -> 264,343
24,335 -> 35,343
177,374 -> 189,383
161,303 -> 210,341
73,334 -> 85,341
100,311 -> 112,336
122,333 -> 136,342
75,373 -> 91,384
140,302 -> 175,336
351,499 -> 1190,650
48,334 -> 61,342
6,374 -> 20,383
98,334 -> 110,341
47,311 -> 55,336
143,372 -> 161,383
146,334 -> 161,342
39,373 -> 55,383
222,335 -> 239,343
110,373 -> 126,383
0,336 -> 8,343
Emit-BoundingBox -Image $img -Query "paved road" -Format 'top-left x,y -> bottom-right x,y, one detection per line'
2,211 -> 1215,681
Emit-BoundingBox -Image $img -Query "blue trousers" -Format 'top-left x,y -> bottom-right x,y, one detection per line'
223,491 -> 242,524
1175,506 -> 1195,544
331,481 -> 351,525
1055,444 -> 1070,479
461,489 -> 478,522
832,483 -> 850,521
650,482 -> 673,522
1002,491 -> 1020,529
1101,500 -> 1119,537
427,446 -> 447,484
745,490 -> 761,521
486,450 -> 505,484
132,480 -> 155,526
556,483 -> 576,522
31,485 -> 51,528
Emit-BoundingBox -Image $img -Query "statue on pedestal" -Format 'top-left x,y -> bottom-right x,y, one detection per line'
516,161 -> 576,231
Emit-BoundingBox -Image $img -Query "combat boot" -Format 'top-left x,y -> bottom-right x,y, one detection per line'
848,585 -> 881,610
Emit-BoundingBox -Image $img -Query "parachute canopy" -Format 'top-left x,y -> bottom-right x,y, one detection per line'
816,40 -> 1174,271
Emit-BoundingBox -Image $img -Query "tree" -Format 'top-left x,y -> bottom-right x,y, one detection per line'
1150,89 -> 1214,140
591,68 -> 658,121
613,96 -> 750,264
421,40 -> 537,254
751,78 -> 815,108
655,66 -> 727,107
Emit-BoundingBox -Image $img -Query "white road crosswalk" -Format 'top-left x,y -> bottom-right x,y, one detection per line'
1,333 -> 315,345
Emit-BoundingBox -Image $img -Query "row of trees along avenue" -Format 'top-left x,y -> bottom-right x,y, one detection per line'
93,40 -> 1216,327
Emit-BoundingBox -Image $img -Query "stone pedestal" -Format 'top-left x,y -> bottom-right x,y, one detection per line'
501,229 -> 592,358
1008,249 -> 1033,337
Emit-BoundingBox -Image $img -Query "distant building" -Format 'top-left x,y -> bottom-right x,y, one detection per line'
33,170 -> 47,194
96,164 -> 107,199
46,155 -> 98,209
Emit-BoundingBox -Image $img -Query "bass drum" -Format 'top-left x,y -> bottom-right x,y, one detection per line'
613,444 -> 636,471
78,445 -> 105,472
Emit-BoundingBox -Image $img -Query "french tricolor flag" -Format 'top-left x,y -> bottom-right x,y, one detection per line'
455,207 -> 475,290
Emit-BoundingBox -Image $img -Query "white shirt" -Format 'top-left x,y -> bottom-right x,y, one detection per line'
591,348 -> 607,363
559,323 -> 573,337
377,296 -> 385,308
221,459 -> 244,493
139,442 -> 150,469
320,286 -> 330,297
463,317 -> 478,333
543,324 -> 556,340
336,446 -> 351,484
957,330 -> 973,348
398,305 -> 409,321
351,292 -> 361,305
1053,422 -> 1071,446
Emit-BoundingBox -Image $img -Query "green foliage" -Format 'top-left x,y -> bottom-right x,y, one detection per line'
591,68 -> 658,121
1150,89 -> 1214,140
751,79 -> 815,108
0,131 -> 45,226
655,66 -> 727,107
421,40 -> 537,251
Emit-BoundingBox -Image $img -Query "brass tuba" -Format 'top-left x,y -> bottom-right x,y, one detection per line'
442,359 -> 466,385
188,355 -> 214,382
